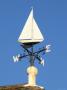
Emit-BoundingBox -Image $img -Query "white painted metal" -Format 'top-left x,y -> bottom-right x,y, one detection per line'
27,66 -> 38,86
18,9 -> 44,44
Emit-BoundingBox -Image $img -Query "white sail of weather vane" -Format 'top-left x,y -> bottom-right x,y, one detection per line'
18,9 -> 44,44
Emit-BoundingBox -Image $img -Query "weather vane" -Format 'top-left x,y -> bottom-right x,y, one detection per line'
13,8 -> 51,88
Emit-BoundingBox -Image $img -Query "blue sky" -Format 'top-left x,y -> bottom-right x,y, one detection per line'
0,0 -> 67,90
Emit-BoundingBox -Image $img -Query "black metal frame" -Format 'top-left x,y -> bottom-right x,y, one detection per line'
19,44 -> 47,66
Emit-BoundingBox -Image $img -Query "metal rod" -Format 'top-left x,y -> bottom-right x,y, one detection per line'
30,45 -> 34,66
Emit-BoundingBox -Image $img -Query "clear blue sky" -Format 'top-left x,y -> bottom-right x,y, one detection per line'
0,0 -> 67,90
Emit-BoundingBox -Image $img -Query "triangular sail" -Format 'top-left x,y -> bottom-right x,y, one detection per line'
18,9 -> 33,40
33,18 -> 44,40
18,9 -> 44,44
